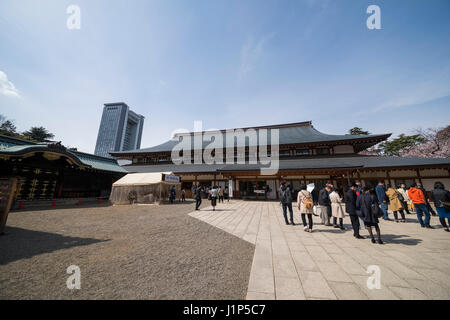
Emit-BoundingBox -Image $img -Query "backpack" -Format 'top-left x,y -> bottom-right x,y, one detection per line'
302,191 -> 314,209
280,187 -> 291,203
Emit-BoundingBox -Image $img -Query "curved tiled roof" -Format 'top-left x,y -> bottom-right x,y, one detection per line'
112,122 -> 390,155
69,150 -> 128,173
0,135 -> 127,174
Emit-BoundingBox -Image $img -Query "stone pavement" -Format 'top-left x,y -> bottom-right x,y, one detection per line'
188,200 -> 450,300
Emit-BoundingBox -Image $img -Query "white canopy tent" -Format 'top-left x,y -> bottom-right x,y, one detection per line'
113,172 -> 178,186
110,172 -> 181,205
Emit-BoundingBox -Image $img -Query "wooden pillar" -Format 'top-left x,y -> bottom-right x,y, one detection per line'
357,170 -> 364,186
416,169 -> 423,185
346,171 -> 351,184
386,170 -> 392,186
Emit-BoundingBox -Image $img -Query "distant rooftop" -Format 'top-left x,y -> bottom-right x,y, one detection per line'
0,134 -> 127,173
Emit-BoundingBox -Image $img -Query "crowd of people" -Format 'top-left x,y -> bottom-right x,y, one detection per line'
279,180 -> 450,244
175,179 -> 450,241
193,185 -> 229,211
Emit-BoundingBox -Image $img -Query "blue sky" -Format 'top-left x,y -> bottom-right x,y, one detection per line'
1,0 -> 449,153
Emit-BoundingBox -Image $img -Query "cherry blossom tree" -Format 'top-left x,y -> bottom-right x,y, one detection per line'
359,126 -> 450,158
401,126 -> 450,158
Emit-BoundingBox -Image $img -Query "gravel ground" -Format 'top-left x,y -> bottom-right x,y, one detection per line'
0,201 -> 254,299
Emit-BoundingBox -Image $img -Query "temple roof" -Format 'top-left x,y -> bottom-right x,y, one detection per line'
0,134 -> 127,174
111,121 -> 391,156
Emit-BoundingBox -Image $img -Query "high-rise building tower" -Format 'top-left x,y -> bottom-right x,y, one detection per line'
94,102 -> 145,158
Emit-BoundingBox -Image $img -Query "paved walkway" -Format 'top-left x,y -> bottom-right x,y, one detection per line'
189,200 -> 450,300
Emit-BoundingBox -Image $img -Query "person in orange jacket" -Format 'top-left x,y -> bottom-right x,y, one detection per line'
408,182 -> 433,228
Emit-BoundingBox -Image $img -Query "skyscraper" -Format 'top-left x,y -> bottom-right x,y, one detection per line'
94,102 -> 145,158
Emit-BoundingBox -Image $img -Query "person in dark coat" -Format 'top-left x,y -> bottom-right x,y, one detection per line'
430,181 -> 450,232
194,186 -> 202,210
319,185 -> 332,226
345,183 -> 363,239
279,181 -> 295,225
356,187 -> 383,244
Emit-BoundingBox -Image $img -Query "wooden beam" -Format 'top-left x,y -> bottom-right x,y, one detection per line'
416,169 -> 423,185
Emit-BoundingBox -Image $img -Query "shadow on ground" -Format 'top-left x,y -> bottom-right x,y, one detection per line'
0,227 -> 108,265
380,233 -> 423,246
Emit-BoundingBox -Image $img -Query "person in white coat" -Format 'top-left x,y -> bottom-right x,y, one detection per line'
397,183 -> 412,214
330,189 -> 345,230
297,184 -> 314,232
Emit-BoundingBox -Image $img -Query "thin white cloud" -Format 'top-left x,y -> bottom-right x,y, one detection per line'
370,86 -> 450,112
0,71 -> 20,98
238,33 -> 275,82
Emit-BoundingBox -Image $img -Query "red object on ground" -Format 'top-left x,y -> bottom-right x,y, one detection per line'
98,198 -> 102,204
52,199 -> 56,207
77,199 -> 81,206
19,200 -> 24,209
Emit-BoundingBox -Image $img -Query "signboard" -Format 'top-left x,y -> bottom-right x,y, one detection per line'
254,189 -> 266,194
0,178 -> 17,234
162,174 -> 180,183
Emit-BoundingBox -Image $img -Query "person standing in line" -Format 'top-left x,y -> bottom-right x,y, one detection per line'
318,185 -> 332,226
375,181 -> 390,221
397,183 -> 411,214
279,181 -> 295,225
330,188 -> 345,230
408,182 -> 433,229
297,184 -> 314,232
218,186 -> 224,203
345,183 -> 364,239
430,181 -> 450,232
386,185 -> 406,223
210,185 -> 218,211
195,186 -> 202,210
356,187 -> 383,244
418,184 -> 437,216
180,188 -> 186,202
